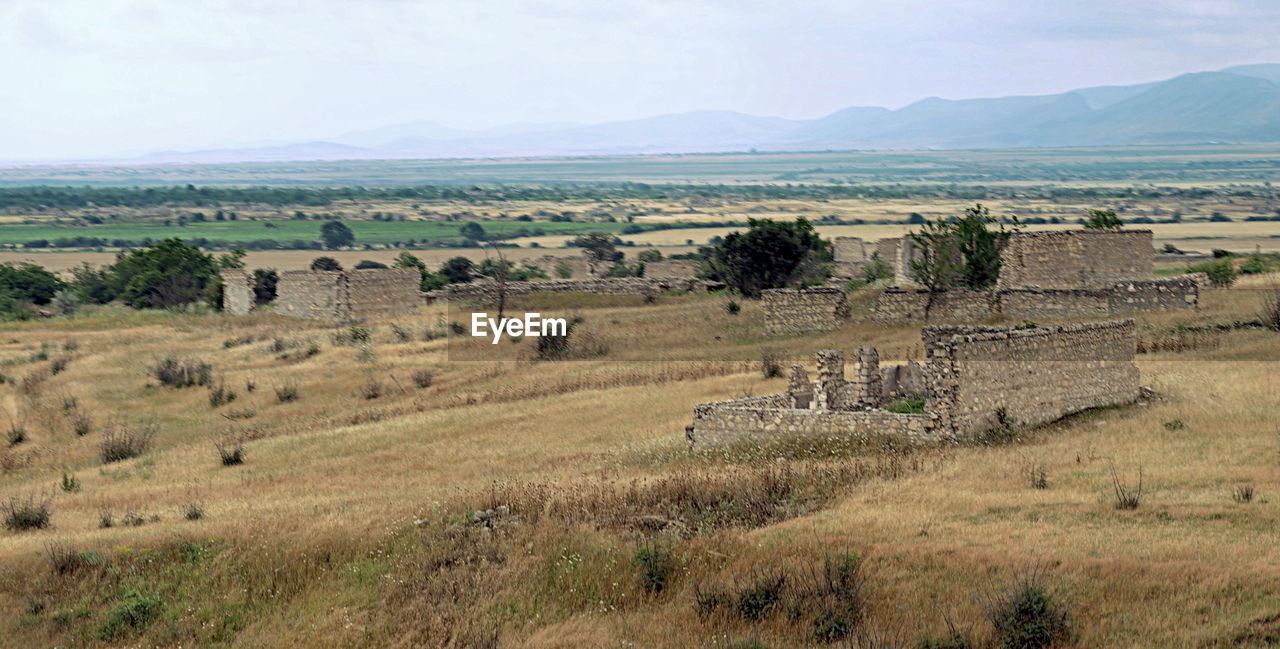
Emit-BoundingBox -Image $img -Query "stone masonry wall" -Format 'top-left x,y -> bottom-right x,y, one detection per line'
924,319 -> 1140,435
687,402 -> 937,445
996,229 -> 1153,289
436,277 -> 715,305
276,270 -> 344,320
219,270 -> 254,315
872,275 -> 1198,324
762,288 -> 851,336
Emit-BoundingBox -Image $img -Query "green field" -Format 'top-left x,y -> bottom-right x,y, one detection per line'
4,143 -> 1280,186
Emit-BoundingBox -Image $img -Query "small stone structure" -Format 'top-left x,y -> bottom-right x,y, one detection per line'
223,267 -> 419,320
219,270 -> 255,315
687,319 -> 1140,445
432,277 -> 719,306
762,288 -> 851,336
872,273 -> 1203,323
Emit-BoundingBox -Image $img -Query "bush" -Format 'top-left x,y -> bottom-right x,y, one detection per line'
207,380 -> 237,408
411,370 -> 435,388
981,570 -> 1073,649
736,573 -> 787,621
49,356 -> 70,375
3,493 -> 52,531
98,589 -> 162,640
99,420 -> 156,463
46,543 -> 100,575
1187,258 -> 1237,287
215,439 -> 245,466
60,471 -> 81,493
1232,484 -> 1256,504
275,382 -> 299,403
725,299 -> 741,315
6,421 -> 27,447
634,540 -> 676,594
71,410 -> 93,436
150,357 -> 212,388
760,349 -> 784,378
183,501 -> 205,520
362,377 -> 384,399
887,392 -> 927,414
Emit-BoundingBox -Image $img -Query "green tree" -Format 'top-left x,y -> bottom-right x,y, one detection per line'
907,218 -> 962,296
354,260 -> 388,269
1083,208 -> 1124,230
320,221 -> 355,249
310,256 -> 343,271
252,269 -> 278,305
459,222 -> 486,242
0,262 -> 67,306
439,257 -> 474,284
953,204 -> 1016,290
705,218 -> 831,297
637,249 -> 663,263
107,239 -> 223,309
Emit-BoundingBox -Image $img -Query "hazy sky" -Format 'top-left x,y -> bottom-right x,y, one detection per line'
3,0 -> 1279,160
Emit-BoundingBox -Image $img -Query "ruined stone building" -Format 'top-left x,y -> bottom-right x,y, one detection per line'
688,319 -> 1141,445
221,267 -> 420,320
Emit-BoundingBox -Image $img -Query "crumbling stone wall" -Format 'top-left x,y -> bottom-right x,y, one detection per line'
997,230 -> 1153,289
872,275 -> 1199,323
643,260 -> 699,279
688,319 -> 1140,444
436,277 -> 716,306
924,320 -> 1140,435
219,270 -> 254,315
887,229 -> 1154,289
274,268 -> 419,320
762,288 -> 850,336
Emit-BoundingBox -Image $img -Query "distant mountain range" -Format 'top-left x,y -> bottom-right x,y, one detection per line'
138,64 -> 1280,164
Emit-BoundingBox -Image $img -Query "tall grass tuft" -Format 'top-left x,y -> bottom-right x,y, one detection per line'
150,357 -> 212,388
99,419 -> 156,464
3,493 -> 52,531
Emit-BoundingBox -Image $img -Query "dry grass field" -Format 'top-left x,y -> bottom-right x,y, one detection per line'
1,270 -> 1278,648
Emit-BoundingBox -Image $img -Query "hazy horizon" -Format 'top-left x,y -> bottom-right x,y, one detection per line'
4,0 -> 1280,161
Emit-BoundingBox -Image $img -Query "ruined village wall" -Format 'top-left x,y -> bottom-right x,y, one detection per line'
996,230 -> 1153,289
924,319 -> 1140,435
439,277 -> 713,305
219,270 -> 254,315
643,260 -> 699,279
687,397 -> 937,445
872,275 -> 1198,324
276,271 -> 344,320
343,268 -> 420,319
762,288 -> 850,336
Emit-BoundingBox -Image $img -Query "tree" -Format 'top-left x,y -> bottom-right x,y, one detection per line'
637,249 -> 663,263
952,204 -> 1015,290
459,222 -> 486,242
310,256 -> 343,271
439,257 -> 474,284
1083,208 -> 1124,230
320,221 -> 355,249
0,262 -> 66,306
106,239 -> 223,309
907,218 -> 962,297
252,269 -> 278,305
355,260 -> 388,269
705,218 -> 831,297
576,232 -> 624,275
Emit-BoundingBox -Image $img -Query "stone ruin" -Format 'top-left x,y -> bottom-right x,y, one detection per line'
688,319 -> 1141,445
427,277 -> 721,306
220,267 -> 420,320
762,287 -> 850,336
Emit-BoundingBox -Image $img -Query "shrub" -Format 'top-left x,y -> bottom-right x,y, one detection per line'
1027,464 -> 1049,490
634,540 -> 676,594
99,420 -> 156,463
1163,418 -> 1185,431
694,585 -> 730,618
3,493 -> 52,531
50,356 -> 70,375
362,377 -> 384,400
183,501 -> 205,520
121,511 -> 147,527
736,573 -> 786,621
99,510 -> 114,528
981,569 -> 1073,649
725,299 -> 741,315
98,589 -> 162,640
1110,463 -> 1143,510
391,324 -> 413,342
6,421 -> 27,447
46,542 -> 98,575
412,370 -> 435,388
918,633 -> 973,649
806,552 -> 868,642
1260,282 -> 1280,331
348,324 -> 371,343
888,392 -> 927,414
449,321 -> 467,336
215,439 -> 245,466
760,349 -> 784,379
63,338 -> 79,352
208,380 -> 237,408
244,377 -> 257,393
1187,259 -> 1237,287
150,357 -> 211,388
71,410 -> 92,436
1232,484 -> 1256,504
60,471 -> 81,493
274,382 -> 299,403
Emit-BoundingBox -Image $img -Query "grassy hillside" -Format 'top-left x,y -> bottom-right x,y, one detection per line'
0,278 -> 1278,647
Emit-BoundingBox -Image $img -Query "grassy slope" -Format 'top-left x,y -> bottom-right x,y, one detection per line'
0,278 -> 1277,647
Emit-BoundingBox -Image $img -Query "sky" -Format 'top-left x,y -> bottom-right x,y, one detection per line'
3,0 -> 1279,160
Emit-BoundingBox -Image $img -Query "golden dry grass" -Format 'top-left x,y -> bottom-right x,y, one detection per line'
0,275 -> 1277,648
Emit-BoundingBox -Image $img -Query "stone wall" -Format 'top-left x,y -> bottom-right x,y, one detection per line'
924,319 -> 1140,435
643,260 -> 700,279
833,237 -> 869,264
872,275 -> 1198,324
997,230 -> 1153,289
688,320 -> 1140,445
274,268 -> 419,320
762,288 -> 850,336
219,270 -> 254,315
887,229 -> 1154,289
436,277 -> 716,305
